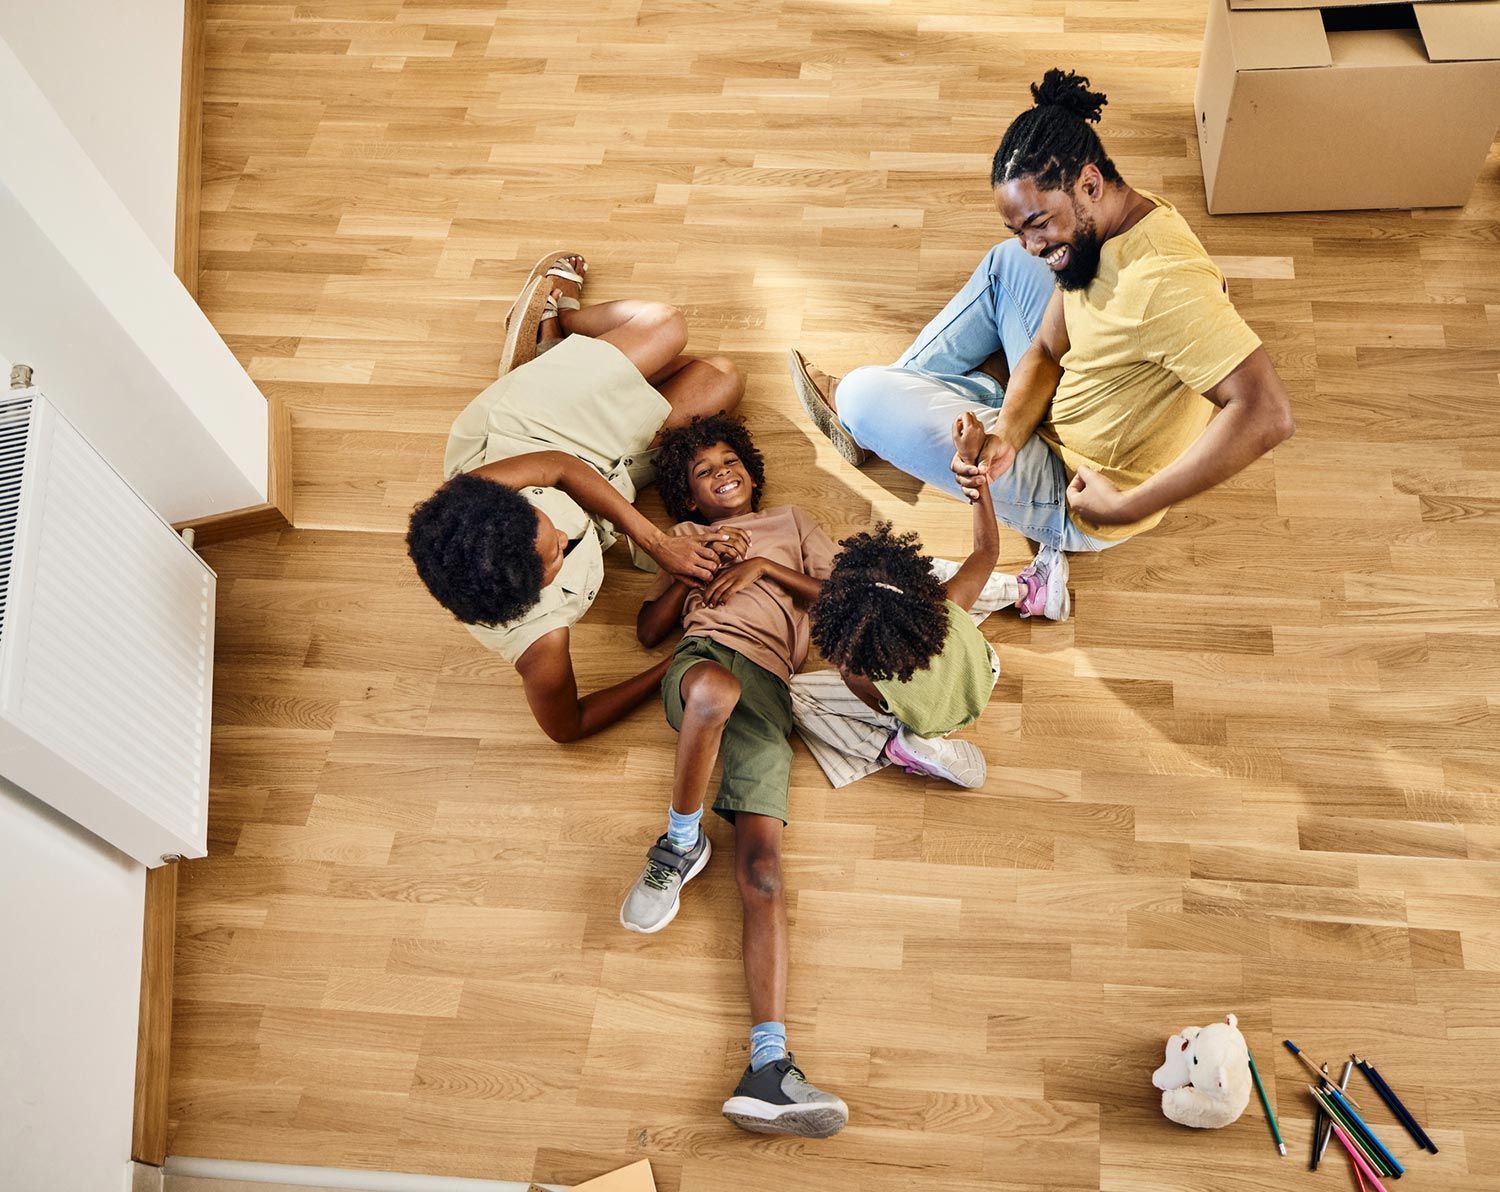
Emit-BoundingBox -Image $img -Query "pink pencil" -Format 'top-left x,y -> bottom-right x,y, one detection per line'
1331,1121 -> 1389,1192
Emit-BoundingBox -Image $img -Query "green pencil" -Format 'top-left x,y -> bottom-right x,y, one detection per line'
1247,1048 -> 1285,1155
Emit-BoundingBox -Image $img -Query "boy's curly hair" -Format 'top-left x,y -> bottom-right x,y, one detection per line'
406,472 -> 545,626
811,522 -> 950,683
654,413 -> 766,524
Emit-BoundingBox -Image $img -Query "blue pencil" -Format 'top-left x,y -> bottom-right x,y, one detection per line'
1327,1084 -> 1405,1176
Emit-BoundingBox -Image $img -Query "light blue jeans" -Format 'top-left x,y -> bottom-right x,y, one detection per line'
836,238 -> 1117,553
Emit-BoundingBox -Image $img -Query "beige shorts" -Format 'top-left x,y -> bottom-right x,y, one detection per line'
443,334 -> 671,493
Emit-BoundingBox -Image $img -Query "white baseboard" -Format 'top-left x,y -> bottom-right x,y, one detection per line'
162,1157 -> 565,1192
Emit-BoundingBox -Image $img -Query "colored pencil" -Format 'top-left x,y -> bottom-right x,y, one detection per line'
1284,1039 -> 1363,1108
1326,1085 -> 1405,1177
1355,1055 -> 1438,1155
1310,1062 -> 1329,1171
1247,1048 -> 1285,1155
1317,1059 -> 1354,1166
1331,1121 -> 1391,1192
1309,1085 -> 1393,1178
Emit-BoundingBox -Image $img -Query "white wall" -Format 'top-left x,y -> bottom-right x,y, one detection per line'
0,0 -> 184,262
0,780 -> 144,1192
0,32 -> 270,523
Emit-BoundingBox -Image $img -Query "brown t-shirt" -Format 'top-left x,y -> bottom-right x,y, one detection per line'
647,505 -> 836,682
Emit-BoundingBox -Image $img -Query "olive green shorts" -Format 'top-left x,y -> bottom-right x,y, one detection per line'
662,636 -> 793,825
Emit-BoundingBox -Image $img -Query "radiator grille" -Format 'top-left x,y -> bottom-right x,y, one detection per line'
0,394 -> 213,853
0,395 -> 32,641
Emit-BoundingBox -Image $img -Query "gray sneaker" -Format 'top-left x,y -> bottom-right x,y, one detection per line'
620,830 -> 711,934
722,1054 -> 849,1138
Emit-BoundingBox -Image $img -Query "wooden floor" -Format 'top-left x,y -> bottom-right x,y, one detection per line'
167,2 -> 1500,1188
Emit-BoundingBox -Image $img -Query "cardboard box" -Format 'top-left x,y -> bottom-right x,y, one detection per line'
1196,0 -> 1500,212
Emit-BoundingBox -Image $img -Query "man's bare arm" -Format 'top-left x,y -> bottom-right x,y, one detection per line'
1066,346 -> 1295,525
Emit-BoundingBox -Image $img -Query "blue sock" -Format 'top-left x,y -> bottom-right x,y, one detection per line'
750,1021 -> 788,1072
666,805 -> 702,854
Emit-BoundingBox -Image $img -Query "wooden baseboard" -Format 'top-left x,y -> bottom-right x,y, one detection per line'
132,862 -> 179,1165
174,394 -> 295,545
174,0 -> 204,298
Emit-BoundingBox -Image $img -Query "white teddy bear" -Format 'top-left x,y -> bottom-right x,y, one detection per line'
1151,1013 -> 1252,1129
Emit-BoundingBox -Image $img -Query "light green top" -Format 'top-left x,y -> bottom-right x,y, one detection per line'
873,600 -> 998,738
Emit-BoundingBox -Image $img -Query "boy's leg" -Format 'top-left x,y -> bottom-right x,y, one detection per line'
620,651 -> 736,935
734,813 -> 788,1036
710,664 -> 848,1138
670,661 -> 740,814
895,238 -> 1055,377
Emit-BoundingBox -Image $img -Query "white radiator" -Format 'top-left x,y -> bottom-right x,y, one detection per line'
0,388 -> 214,866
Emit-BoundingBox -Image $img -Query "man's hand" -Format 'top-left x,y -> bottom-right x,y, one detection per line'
951,422 -> 1016,503
647,528 -> 747,585
1065,466 -> 1135,525
702,558 -> 767,607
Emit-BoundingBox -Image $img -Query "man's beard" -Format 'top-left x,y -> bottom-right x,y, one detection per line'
1053,205 -> 1103,291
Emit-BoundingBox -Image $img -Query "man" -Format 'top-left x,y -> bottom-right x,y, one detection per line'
790,69 -> 1295,621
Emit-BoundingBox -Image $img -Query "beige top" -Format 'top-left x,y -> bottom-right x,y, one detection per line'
1041,190 -> 1263,541
647,505 -> 836,683
444,335 -> 670,664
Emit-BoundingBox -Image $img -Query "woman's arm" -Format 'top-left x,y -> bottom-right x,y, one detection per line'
514,627 -> 671,743
471,451 -> 746,582
638,578 -> 693,648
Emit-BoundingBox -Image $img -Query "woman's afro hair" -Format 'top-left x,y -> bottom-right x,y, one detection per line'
406,472 -> 545,626
811,521 -> 951,683
654,413 -> 766,524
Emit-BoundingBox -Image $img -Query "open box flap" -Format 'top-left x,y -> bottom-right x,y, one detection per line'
1228,6 -> 1333,68
1230,0 -> 1464,10
1415,1 -> 1500,59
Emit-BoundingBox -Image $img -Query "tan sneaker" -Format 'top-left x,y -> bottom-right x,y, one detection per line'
788,349 -> 868,468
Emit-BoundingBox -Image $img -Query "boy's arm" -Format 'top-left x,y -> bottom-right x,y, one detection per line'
701,559 -> 823,608
515,628 -> 672,743
471,451 -> 745,583
942,413 -> 1003,612
637,577 -> 693,648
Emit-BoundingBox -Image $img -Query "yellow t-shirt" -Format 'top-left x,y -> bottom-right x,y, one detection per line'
1039,191 -> 1262,541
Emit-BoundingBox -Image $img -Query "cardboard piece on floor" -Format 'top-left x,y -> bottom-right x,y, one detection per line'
571,1160 -> 657,1192
1195,0 -> 1500,213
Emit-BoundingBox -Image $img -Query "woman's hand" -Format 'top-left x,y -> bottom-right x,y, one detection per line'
645,530 -> 732,587
702,558 -> 768,607
707,525 -> 752,566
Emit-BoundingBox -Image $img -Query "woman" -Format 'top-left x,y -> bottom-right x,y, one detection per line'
408,252 -> 748,741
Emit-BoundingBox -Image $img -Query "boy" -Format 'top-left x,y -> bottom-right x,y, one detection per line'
627,414 -> 849,1139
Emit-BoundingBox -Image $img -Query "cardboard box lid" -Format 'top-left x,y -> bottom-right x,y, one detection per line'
1414,1 -> 1500,59
1224,0 -> 1500,65
1227,5 -> 1333,68
1230,0 -> 1459,10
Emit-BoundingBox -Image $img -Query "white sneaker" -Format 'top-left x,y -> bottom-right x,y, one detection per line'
884,726 -> 986,789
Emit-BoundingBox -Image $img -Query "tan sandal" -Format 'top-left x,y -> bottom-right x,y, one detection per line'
498,275 -> 551,376
506,250 -> 587,328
